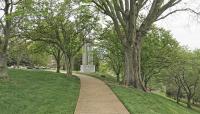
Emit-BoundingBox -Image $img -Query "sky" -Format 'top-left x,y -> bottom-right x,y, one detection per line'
156,0 -> 200,50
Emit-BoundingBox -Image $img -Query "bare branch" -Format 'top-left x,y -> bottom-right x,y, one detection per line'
157,8 -> 189,21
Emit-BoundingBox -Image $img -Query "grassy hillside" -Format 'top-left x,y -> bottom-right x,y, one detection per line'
79,72 -> 200,114
111,86 -> 199,114
0,69 -> 80,114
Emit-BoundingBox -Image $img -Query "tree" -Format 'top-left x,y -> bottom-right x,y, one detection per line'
22,0 -> 97,76
86,0 -> 186,91
30,42 -> 63,73
8,38 -> 30,68
0,0 -> 24,79
141,27 -> 179,89
98,26 -> 124,82
193,83 -> 200,105
166,79 -> 183,104
168,49 -> 200,108
49,44 -> 63,73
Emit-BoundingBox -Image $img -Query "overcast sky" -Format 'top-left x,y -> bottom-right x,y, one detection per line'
156,0 -> 200,50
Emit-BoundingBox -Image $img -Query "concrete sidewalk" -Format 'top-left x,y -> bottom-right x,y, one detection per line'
74,73 -> 130,114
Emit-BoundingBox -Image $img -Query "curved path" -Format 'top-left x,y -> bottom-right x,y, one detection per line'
74,73 -> 130,114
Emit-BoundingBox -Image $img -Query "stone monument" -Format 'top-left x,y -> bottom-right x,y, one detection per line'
80,43 -> 95,73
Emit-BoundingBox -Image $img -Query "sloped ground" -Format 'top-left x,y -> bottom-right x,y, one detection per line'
0,69 -> 80,114
112,86 -> 200,114
79,72 -> 200,114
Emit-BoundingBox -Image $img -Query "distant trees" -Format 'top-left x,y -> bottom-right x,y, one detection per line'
167,49 -> 200,108
29,42 -> 62,72
8,38 -> 30,68
193,84 -> 200,105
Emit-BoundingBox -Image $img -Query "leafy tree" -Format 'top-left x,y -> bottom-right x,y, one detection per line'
0,0 -> 26,79
8,38 -> 31,68
168,49 -> 200,108
85,0 -> 187,91
30,42 -> 63,73
193,83 -> 200,105
141,27 -> 180,89
166,80 -> 184,104
22,0 -> 97,76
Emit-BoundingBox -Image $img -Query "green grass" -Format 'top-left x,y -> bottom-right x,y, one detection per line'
0,69 -> 80,114
111,86 -> 200,114
80,72 -> 200,114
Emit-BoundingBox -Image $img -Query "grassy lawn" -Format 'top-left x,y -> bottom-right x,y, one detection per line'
79,72 -> 200,114
111,86 -> 200,114
0,69 -> 80,114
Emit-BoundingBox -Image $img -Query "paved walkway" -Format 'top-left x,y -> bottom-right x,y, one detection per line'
74,73 -> 130,114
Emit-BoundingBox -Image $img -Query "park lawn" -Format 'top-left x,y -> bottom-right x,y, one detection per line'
0,69 -> 80,114
111,85 -> 200,114
79,72 -> 200,114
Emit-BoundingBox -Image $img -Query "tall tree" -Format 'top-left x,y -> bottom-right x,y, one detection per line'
87,0 -> 186,90
0,0 -> 25,79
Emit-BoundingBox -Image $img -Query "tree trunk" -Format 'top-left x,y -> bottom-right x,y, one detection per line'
192,99 -> 195,105
53,49 -> 62,73
66,59 -> 72,77
144,79 -> 148,89
64,54 -> 72,77
124,47 -> 135,86
116,73 -> 120,83
63,64 -> 66,70
133,41 -> 147,91
187,95 -> 192,108
56,59 -> 61,73
176,87 -> 181,104
0,52 -> 9,79
123,37 -> 146,91
71,57 -> 75,71
16,55 -> 21,69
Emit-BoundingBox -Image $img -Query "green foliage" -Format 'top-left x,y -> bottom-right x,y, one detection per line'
97,26 -> 123,80
166,48 -> 200,108
0,69 -> 80,114
26,43 -> 51,66
20,0 -> 99,76
22,0 -> 98,56
141,26 -> 180,88
7,39 -> 30,66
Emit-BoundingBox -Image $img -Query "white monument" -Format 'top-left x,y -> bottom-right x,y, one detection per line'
80,43 -> 95,73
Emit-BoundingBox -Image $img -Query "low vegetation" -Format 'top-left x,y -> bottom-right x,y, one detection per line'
0,69 -> 80,114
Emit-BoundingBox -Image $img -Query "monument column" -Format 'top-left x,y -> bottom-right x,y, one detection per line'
80,43 -> 95,73
82,43 -> 88,65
